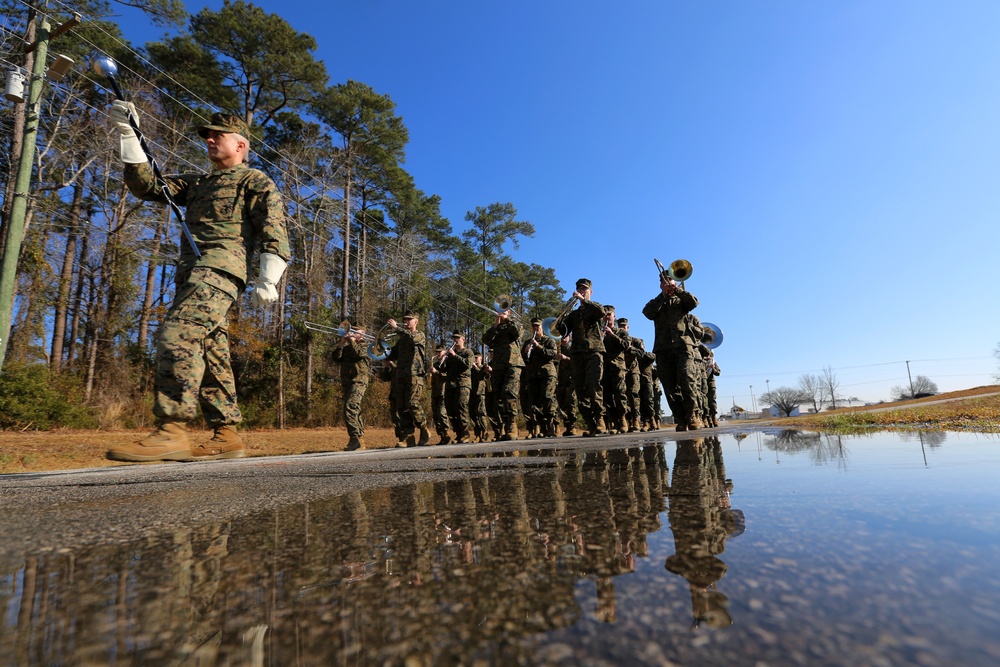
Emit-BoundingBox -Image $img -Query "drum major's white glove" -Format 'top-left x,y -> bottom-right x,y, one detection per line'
250,253 -> 287,307
109,100 -> 147,164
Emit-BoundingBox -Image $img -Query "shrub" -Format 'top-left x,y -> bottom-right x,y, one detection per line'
0,363 -> 99,430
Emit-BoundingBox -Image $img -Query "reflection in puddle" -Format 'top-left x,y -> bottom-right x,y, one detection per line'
3,431 -> 1000,666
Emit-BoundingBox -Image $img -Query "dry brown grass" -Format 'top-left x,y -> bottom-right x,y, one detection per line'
0,427 -> 404,475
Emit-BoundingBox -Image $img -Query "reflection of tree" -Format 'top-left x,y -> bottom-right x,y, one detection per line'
769,429 -> 822,453
0,446 -> 673,664
898,430 -> 947,448
665,437 -> 743,628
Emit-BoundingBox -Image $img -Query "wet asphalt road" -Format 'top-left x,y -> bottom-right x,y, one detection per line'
0,427 -> 729,567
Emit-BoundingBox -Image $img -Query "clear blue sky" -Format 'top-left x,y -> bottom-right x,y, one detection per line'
113,0 -> 1000,405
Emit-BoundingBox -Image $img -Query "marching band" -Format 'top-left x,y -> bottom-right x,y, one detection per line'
318,259 -> 722,448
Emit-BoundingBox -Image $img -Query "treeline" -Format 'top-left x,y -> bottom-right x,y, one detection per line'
0,0 -> 566,430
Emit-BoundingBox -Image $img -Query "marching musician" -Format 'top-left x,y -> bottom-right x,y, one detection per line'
601,305 -> 630,434
331,322 -> 372,450
556,335 -> 578,436
470,353 -> 490,442
620,318 -> 644,433
386,312 -> 431,446
441,331 -> 476,443
522,317 -> 559,438
642,274 -> 701,431
105,109 -> 290,463
482,307 -> 524,440
431,343 -> 451,444
561,278 -> 608,437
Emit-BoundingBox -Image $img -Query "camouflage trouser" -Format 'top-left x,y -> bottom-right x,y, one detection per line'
393,374 -> 426,435
431,381 -> 449,435
625,369 -> 641,424
707,377 -> 718,423
570,351 -> 604,429
492,363 -> 522,429
470,391 -> 488,437
445,384 -> 471,436
523,371 -> 557,429
342,377 -> 370,438
154,267 -> 240,426
603,363 -> 627,428
639,372 -> 656,424
556,372 -> 577,428
655,346 -> 699,426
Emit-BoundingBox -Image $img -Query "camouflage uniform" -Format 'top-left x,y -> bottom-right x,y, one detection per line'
624,335 -> 646,431
699,345 -> 721,427
563,296 -> 606,434
387,325 -> 428,443
331,336 -> 371,439
637,343 -> 657,430
555,338 -> 577,434
483,318 -> 524,438
601,313 -> 629,433
442,344 -> 476,441
123,160 -> 290,427
642,287 -> 700,429
522,329 -> 559,437
470,358 -> 490,441
430,348 -> 450,440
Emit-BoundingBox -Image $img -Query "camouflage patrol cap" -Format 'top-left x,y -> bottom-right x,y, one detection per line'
576,278 -> 592,290
530,317 -> 543,325
616,317 -> 628,326
197,112 -> 250,139
402,311 -> 418,320
451,330 -> 465,338
603,304 -> 615,313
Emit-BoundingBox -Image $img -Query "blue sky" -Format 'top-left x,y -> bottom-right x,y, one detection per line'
112,0 -> 1000,405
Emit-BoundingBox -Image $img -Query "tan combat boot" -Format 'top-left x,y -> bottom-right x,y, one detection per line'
192,425 -> 246,460
107,421 -> 193,462
346,435 -> 364,451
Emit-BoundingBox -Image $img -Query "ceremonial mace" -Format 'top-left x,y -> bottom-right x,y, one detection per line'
91,55 -> 201,257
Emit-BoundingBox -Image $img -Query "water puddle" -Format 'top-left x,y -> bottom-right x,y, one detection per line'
2,430 -> 999,665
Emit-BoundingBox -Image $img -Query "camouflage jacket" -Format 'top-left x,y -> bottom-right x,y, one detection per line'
331,338 -> 371,383
523,333 -> 558,378
471,363 -> 488,396
442,347 -> 476,387
388,327 -> 427,377
124,162 -> 290,286
624,336 -> 645,372
603,327 -> 629,369
642,289 -> 699,353
563,298 -> 606,354
483,319 -> 525,367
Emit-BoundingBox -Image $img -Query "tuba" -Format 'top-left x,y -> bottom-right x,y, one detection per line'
702,322 -> 724,350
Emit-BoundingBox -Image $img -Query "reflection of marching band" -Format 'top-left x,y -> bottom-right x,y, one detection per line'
316,258 -> 724,448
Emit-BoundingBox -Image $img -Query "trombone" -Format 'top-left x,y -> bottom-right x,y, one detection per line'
305,319 -> 375,341
654,258 -> 693,284
467,295 -> 522,321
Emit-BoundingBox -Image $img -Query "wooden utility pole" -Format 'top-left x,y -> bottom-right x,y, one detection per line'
0,9 -> 80,373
